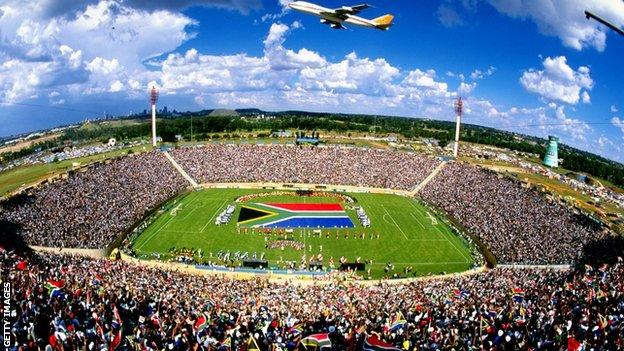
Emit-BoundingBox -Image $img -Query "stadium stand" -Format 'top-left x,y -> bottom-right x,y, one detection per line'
2,246 -> 622,350
170,144 -> 441,190
420,162 -> 605,264
0,146 -> 607,265
0,151 -> 187,248
1,144 -> 623,350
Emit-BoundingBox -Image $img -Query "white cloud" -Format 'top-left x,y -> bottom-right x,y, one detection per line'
158,20 -> 329,95
597,136 -> 616,149
520,56 -> 593,105
160,49 -> 270,93
611,105 -> 618,113
127,79 -> 142,91
581,91 -> 590,104
403,69 -> 448,92
549,104 -> 591,141
0,45 -> 90,102
264,23 -> 290,48
299,52 -> 400,95
109,80 -> 124,92
612,117 -> 624,136
263,22 -> 326,70
3,0 -> 262,19
0,0 -> 621,163
437,4 -> 464,27
86,57 -> 121,75
261,0 -> 293,22
0,0 -> 197,101
467,99 -> 510,119
486,0 -> 624,51
457,82 -> 476,95
470,66 -> 495,80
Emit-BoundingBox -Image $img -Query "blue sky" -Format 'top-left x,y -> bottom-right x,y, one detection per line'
0,0 -> 623,162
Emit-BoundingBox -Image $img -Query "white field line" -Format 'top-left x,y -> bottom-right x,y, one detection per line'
201,200 -> 228,232
407,200 -> 472,263
179,206 -> 198,221
382,205 -> 409,240
426,212 -> 438,225
154,229 -> 205,235
135,215 -> 176,251
170,203 -> 182,216
410,212 -> 426,229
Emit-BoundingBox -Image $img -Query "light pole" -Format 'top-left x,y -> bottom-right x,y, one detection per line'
453,97 -> 463,158
150,86 -> 159,147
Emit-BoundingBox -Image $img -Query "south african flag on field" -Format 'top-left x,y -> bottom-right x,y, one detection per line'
237,203 -> 354,228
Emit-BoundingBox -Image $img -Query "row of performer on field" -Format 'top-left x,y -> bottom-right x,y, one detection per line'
238,227 -> 381,239
355,206 -> 371,227
182,247 -> 368,267
215,204 -> 236,225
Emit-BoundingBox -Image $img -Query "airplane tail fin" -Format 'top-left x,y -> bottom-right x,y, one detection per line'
372,14 -> 394,30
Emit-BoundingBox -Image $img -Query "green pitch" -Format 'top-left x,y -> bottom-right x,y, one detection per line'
130,188 -> 475,278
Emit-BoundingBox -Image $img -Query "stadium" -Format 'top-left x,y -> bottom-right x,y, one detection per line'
2,139 -> 623,350
2,1 -> 624,351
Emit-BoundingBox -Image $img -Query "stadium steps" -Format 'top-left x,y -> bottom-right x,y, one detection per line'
411,161 -> 447,195
163,151 -> 199,188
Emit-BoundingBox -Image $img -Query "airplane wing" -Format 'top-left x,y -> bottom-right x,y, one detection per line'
328,4 -> 371,16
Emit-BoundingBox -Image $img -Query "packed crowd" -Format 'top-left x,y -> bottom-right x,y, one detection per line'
0,152 -> 187,248
421,163 -> 605,264
3,247 -> 622,350
0,144 -> 609,264
171,145 -> 440,191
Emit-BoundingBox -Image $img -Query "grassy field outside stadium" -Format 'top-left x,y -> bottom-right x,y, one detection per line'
130,188 -> 475,278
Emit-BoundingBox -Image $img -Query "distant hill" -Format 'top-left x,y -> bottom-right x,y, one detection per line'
209,109 -> 239,117
235,108 -> 263,114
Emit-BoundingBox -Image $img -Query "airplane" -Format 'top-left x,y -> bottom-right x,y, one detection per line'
288,1 -> 394,30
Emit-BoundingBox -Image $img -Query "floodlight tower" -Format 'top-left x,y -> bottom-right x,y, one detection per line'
453,97 -> 463,158
150,86 -> 159,147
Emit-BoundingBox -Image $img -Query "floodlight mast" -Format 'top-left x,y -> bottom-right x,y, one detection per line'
585,10 -> 624,37
453,97 -> 463,158
150,86 -> 159,147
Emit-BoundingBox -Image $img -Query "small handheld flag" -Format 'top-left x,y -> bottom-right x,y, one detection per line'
511,288 -> 525,303
300,333 -> 331,350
